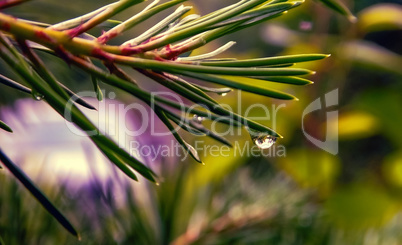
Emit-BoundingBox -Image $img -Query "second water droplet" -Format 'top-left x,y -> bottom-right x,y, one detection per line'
32,92 -> 44,101
250,132 -> 277,150
192,114 -> 205,124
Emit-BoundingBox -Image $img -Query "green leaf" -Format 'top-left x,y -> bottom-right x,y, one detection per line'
194,1 -> 301,45
202,10 -> 287,42
18,40 -> 71,101
99,19 -> 122,29
0,74 -> 31,93
103,62 -> 139,86
96,141 -> 138,181
157,71 -> 220,104
178,41 -> 237,61
68,52 -> 280,151
49,2 -> 120,30
0,73 -> 95,110
91,75 -> 104,101
208,2 -> 297,29
95,50 -> 281,140
174,71 -> 299,100
154,109 -> 203,164
164,112 -> 206,136
199,54 -> 330,67
174,0 -> 248,31
66,0 -> 148,37
0,43 -> 156,183
87,132 -> 156,182
58,84 -> 97,110
67,53 -> 235,129
164,110 -> 233,147
90,133 -> 157,183
141,70 -> 284,139
124,5 -> 192,46
0,120 -> 13,133
130,0 -> 278,51
192,84 -> 233,95
190,122 -> 233,147
102,0 -> 189,43
317,0 -> 356,22
250,76 -> 314,85
116,57 -> 314,76
0,148 -> 80,239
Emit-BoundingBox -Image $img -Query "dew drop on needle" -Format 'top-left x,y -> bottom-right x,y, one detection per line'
252,134 -> 277,149
32,92 -> 44,101
192,114 -> 205,123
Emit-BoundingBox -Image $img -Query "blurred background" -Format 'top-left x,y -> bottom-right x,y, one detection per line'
0,0 -> 402,244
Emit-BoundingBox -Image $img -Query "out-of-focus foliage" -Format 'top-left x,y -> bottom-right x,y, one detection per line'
254,0 -> 402,240
358,3 -> 402,33
186,0 -> 402,242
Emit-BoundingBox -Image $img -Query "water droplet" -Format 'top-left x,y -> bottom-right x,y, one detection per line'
250,131 -> 277,149
219,92 -> 228,97
192,114 -> 204,124
108,91 -> 116,100
32,92 -> 44,101
254,135 -> 276,149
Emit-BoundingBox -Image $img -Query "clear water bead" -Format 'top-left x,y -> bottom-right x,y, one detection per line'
192,114 -> 204,123
252,134 -> 277,149
32,92 -> 44,101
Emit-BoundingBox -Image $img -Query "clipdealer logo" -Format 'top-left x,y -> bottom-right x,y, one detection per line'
63,89 -> 339,157
302,89 -> 338,155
